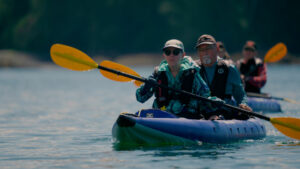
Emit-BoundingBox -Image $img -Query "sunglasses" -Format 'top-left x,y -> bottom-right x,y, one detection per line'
164,48 -> 182,56
197,45 -> 215,52
244,47 -> 255,52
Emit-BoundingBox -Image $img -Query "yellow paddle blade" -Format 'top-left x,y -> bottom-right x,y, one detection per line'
50,44 -> 98,71
99,60 -> 144,86
264,43 -> 287,63
134,80 -> 144,87
270,117 -> 300,140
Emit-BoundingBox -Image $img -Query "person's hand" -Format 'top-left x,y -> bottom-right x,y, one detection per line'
239,104 -> 252,112
240,74 -> 245,81
142,76 -> 156,91
208,115 -> 220,120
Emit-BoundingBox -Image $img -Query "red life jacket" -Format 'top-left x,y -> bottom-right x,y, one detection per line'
239,58 -> 266,93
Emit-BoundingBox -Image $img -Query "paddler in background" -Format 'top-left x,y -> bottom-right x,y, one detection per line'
195,34 -> 252,120
236,41 -> 267,93
216,41 -> 234,65
136,39 -> 216,119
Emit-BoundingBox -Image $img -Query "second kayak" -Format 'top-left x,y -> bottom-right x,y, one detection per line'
247,97 -> 281,112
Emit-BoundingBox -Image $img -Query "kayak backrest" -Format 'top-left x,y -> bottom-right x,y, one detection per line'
135,109 -> 178,118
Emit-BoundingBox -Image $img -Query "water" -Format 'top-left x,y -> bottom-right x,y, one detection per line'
0,64 -> 300,169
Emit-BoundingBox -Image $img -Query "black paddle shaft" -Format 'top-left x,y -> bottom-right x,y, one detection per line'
98,65 -> 271,121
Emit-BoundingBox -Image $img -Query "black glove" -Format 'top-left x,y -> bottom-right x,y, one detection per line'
140,75 -> 156,94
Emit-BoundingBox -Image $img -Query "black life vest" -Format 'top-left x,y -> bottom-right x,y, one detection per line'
153,69 -> 196,108
239,58 -> 262,76
199,60 -> 230,99
239,58 -> 263,93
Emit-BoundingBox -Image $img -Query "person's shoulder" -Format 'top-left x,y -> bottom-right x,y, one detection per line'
220,59 -> 239,74
254,57 -> 263,64
182,56 -> 198,65
194,59 -> 201,66
223,59 -> 235,66
236,58 -> 244,65
218,58 -> 234,67
157,59 -> 168,71
181,56 -> 200,70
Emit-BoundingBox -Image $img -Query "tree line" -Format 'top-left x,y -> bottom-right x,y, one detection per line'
0,0 -> 299,60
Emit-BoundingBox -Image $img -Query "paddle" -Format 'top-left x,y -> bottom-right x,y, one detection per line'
247,92 -> 300,104
50,43 -> 300,140
264,42 -> 287,63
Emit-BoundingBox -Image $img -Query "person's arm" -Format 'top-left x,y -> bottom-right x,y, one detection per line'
230,66 -> 248,105
227,66 -> 253,118
245,63 -> 267,88
136,74 -> 156,103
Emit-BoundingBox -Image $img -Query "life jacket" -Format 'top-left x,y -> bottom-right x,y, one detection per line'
239,58 -> 262,77
153,69 -> 196,108
199,60 -> 230,99
239,58 -> 263,93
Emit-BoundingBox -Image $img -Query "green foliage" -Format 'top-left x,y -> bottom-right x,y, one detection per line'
0,0 -> 299,60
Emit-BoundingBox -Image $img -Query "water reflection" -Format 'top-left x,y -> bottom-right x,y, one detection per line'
113,141 -> 253,160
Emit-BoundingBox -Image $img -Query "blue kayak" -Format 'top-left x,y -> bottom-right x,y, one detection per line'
247,97 -> 281,112
112,109 -> 266,146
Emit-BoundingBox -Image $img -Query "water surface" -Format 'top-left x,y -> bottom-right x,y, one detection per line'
0,65 -> 299,169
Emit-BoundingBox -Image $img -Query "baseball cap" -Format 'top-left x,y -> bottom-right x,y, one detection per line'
163,39 -> 184,52
195,34 -> 216,48
243,40 -> 257,51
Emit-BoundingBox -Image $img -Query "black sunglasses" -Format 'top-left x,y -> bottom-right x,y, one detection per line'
244,47 -> 255,52
163,48 -> 182,56
197,45 -> 215,52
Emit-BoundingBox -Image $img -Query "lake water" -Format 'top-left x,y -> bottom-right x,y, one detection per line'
0,64 -> 300,169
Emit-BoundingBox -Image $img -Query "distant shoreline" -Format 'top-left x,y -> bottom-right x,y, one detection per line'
1,50 -> 300,68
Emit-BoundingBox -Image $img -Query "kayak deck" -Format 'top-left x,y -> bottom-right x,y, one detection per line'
112,109 -> 266,146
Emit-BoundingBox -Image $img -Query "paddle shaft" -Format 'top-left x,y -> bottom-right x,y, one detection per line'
247,92 -> 289,102
98,65 -> 271,121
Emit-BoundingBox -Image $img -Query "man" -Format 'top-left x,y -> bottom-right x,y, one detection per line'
195,34 -> 251,119
236,41 -> 267,93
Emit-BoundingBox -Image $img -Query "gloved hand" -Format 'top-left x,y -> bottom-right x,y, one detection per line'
140,75 -> 156,94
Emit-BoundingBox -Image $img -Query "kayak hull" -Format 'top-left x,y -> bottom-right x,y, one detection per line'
112,109 -> 266,146
247,97 -> 281,112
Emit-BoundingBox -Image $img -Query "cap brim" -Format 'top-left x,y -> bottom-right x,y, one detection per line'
162,45 -> 183,50
195,42 -> 216,48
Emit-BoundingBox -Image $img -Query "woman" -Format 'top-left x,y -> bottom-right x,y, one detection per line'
136,39 -> 211,119
236,41 -> 267,93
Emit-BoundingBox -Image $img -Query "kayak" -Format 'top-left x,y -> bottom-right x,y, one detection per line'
247,97 -> 281,112
112,109 -> 266,146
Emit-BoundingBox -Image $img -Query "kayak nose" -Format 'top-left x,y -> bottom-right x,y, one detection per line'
117,114 -> 136,127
